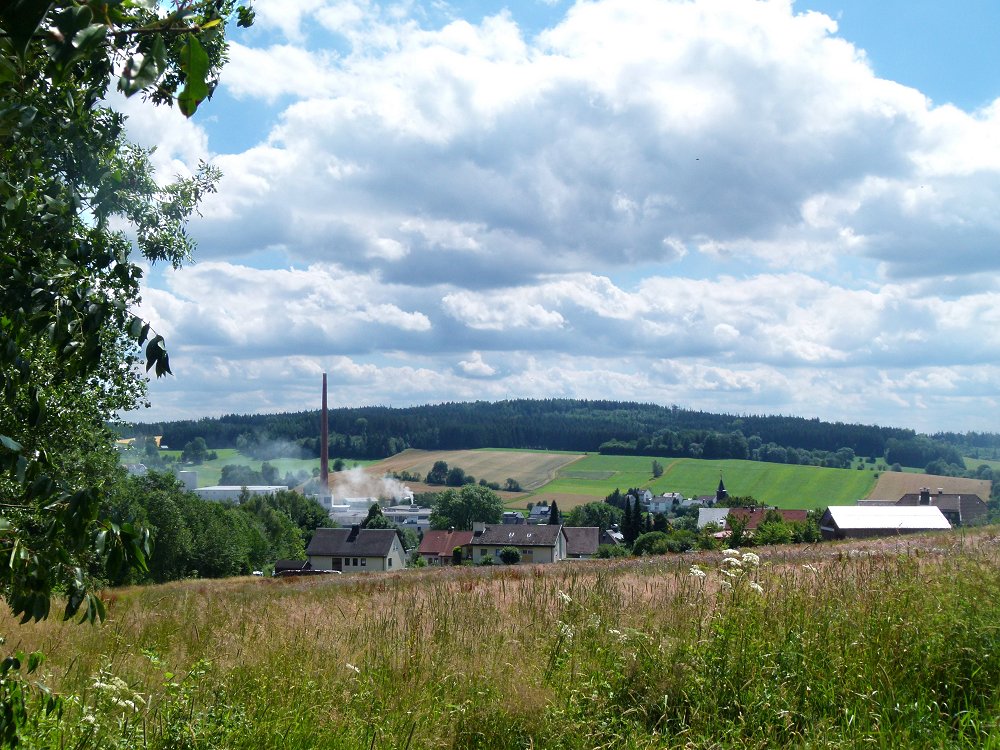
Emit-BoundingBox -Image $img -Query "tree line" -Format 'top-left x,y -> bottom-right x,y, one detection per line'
123,398 -> 965,462
105,473 -> 330,582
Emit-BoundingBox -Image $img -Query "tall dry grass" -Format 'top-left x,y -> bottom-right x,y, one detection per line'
4,530 -> 1000,748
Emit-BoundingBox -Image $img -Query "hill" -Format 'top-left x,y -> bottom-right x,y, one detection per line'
367,450 -> 880,510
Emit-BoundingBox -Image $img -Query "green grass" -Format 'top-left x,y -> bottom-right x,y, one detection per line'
535,454 -> 876,509
965,456 -> 1000,471
6,530 -> 1000,748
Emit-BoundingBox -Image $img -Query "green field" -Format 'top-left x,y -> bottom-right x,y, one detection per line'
965,456 -> 1000,472
535,454 -> 877,509
158,449 -> 374,487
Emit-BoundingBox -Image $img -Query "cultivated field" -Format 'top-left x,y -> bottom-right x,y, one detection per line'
868,470 -> 991,501
368,448 -> 586,494
6,529 -> 1000,748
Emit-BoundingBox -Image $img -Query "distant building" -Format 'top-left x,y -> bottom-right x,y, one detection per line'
383,505 -> 433,533
819,506 -> 951,540
502,511 -> 526,525
176,470 -> 198,491
470,522 -> 567,564
895,487 -> 988,527
648,492 -> 684,514
563,527 -> 600,559
306,527 -> 406,572
417,529 -> 475,565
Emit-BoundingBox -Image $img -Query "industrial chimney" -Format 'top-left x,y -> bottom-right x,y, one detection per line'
320,372 -> 329,491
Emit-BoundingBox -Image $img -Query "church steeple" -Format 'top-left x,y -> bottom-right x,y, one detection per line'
716,474 -> 728,503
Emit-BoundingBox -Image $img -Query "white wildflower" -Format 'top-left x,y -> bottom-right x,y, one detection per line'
749,581 -> 764,594
558,621 -> 575,640
81,714 -> 96,725
346,663 -> 361,674
557,590 -> 572,605
110,697 -> 136,711
720,568 -> 738,578
688,565 -> 707,579
803,563 -> 819,573
720,580 -> 733,590
741,552 -> 760,567
722,556 -> 742,568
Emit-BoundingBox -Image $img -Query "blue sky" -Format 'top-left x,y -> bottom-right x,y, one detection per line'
121,0 -> 1000,434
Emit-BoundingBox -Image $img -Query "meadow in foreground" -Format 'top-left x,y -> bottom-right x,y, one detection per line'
5,530 -> 1000,749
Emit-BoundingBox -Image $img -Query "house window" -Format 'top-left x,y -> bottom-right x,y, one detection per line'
388,558 -> 392,568
361,558 -> 367,567
352,558 -> 358,566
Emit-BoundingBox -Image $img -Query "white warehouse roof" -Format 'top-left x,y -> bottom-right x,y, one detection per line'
825,505 -> 951,531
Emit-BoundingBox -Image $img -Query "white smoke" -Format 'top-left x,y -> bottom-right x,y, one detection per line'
329,466 -> 413,504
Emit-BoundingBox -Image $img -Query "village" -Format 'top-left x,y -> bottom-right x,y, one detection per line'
251,479 -> 985,576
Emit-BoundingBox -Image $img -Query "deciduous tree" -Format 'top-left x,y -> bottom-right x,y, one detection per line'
0,0 -> 251,625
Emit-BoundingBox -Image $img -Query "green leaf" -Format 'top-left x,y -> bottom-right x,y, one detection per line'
119,50 -> 162,97
26,651 -> 43,674
0,0 -> 54,58
71,23 -> 107,52
177,35 -> 210,117
0,435 -> 22,453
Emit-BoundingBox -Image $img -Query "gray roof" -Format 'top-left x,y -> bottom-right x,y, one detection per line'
697,508 -> 730,529
474,524 -> 564,547
563,527 -> 600,556
895,493 -> 987,524
823,505 -> 951,531
306,528 -> 399,557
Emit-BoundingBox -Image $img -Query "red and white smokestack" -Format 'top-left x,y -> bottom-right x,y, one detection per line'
320,372 -> 329,489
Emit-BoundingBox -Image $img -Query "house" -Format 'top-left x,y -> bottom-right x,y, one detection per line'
895,487 -> 988,526
563,527 -> 600,559
819,505 -> 951,540
697,507 -> 808,534
470,521 -> 567,564
697,507 -> 731,529
417,529 -> 475,566
502,511 -> 526,525
527,504 -> 553,524
601,528 -> 625,546
729,508 -> 809,529
306,526 -> 407,572
648,492 -> 684,514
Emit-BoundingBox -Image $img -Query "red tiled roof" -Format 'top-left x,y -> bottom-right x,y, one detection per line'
728,508 -> 809,530
418,529 -> 475,557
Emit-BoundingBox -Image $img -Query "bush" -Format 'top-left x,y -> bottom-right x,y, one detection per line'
596,544 -> 629,558
498,546 -> 521,565
633,531 -> 670,556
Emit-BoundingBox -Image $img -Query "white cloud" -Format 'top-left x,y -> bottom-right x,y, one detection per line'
118,0 -> 1000,433
457,351 -> 496,377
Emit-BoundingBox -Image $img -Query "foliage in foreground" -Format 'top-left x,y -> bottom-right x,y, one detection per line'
3,531 -> 1000,748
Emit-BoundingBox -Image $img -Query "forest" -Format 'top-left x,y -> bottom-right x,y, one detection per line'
124,399 -> 988,472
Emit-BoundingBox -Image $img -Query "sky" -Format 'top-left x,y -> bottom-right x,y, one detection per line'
119,0 -> 1000,434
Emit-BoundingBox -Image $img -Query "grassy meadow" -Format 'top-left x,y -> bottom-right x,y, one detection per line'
5,529 -> 1000,748
529,455 -> 877,510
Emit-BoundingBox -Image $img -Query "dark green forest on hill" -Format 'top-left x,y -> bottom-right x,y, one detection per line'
124,399 -> 987,473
